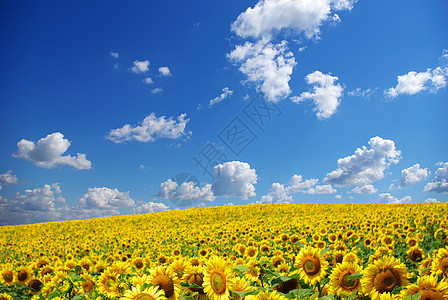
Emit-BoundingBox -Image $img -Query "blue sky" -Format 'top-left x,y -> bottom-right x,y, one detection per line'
0,0 -> 447,225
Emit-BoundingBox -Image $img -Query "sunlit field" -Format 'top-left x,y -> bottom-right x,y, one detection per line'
1,203 -> 447,300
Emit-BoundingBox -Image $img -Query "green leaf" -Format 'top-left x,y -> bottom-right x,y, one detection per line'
420,267 -> 431,274
319,295 -> 334,300
270,276 -> 291,286
233,265 -> 250,273
320,248 -> 330,255
48,291 -> 62,300
295,288 -> 314,299
403,293 -> 423,300
346,291 -> 358,300
180,282 -> 203,289
348,272 -> 363,280
233,290 -> 259,298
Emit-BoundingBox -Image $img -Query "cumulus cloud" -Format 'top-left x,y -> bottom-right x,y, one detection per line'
259,182 -> 292,204
155,179 -> 178,199
379,193 -> 412,204
209,87 -> 234,107
143,77 -> 154,84
291,71 -> 344,119
151,87 -> 163,94
350,184 -> 377,194
324,136 -> 401,187
158,67 -> 172,77
385,67 -> 448,98
106,113 -> 191,143
391,164 -> 428,189
73,187 -> 134,219
228,39 -> 296,102
305,184 -> 337,194
0,171 -> 19,190
231,0 -> 356,39
110,52 -> 119,58
335,194 -> 342,199
134,202 -> 169,214
131,60 -> 150,73
212,161 -> 258,200
425,198 -> 439,203
172,182 -> 215,202
13,132 -> 92,170
0,183 -> 65,225
287,174 -> 318,192
424,162 -> 448,193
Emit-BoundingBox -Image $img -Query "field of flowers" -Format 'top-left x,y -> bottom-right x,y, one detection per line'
0,203 -> 447,300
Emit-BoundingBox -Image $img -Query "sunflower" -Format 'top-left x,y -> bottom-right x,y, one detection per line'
399,275 -> 448,300
295,246 -> 329,285
203,256 -> 234,300
27,278 -> 43,295
168,258 -> 191,279
343,251 -> 361,265
245,246 -> 258,259
121,284 -> 167,300
255,290 -> 288,300
378,293 -> 399,300
182,266 -> 206,298
148,266 -> 181,300
407,246 -> 425,263
361,256 -> 410,300
419,255 -> 434,276
79,257 -> 93,272
97,268 -> 120,298
232,277 -> 255,300
328,262 -> 363,296
432,247 -> 448,279
0,264 -> 15,286
15,266 -> 33,285
0,293 -> 13,300
246,260 -> 261,282
274,278 -> 301,295
81,274 -> 96,293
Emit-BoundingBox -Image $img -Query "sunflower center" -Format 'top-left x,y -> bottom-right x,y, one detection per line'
248,249 -> 256,257
28,279 -> 43,291
304,257 -> 321,275
210,271 -> 227,294
373,268 -> 401,293
409,250 -> 422,262
339,271 -> 358,290
82,280 -> 94,293
441,258 -> 448,276
420,290 -> 444,300
4,272 -> 13,282
276,278 -> 300,294
250,266 -> 260,277
154,275 -> 175,298
136,262 -> 144,269
18,271 -> 28,282
134,294 -> 156,300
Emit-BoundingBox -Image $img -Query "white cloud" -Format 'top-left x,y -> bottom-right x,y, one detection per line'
151,87 -> 163,94
424,162 -> 448,193
287,174 -> 318,192
110,52 -> 119,58
324,136 -> 401,187
425,198 -> 439,203
209,87 -> 234,107
259,182 -> 292,204
305,184 -> 337,194
394,164 -> 428,188
155,179 -> 178,199
74,187 -> 134,218
231,0 -> 356,39
347,88 -> 377,98
385,67 -> 448,98
0,183 -> 65,225
228,39 -> 296,102
291,70 -> 343,119
172,182 -> 215,202
134,202 -> 169,214
350,184 -> 377,194
159,67 -> 172,77
442,49 -> 448,60
13,132 -> 92,170
106,113 -> 191,143
212,161 -> 258,200
335,194 -> 342,199
143,77 -> 154,84
379,193 -> 412,204
0,171 -> 19,190
131,60 -> 150,73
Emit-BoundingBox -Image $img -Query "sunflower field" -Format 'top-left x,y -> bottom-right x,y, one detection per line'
1,203 -> 447,300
